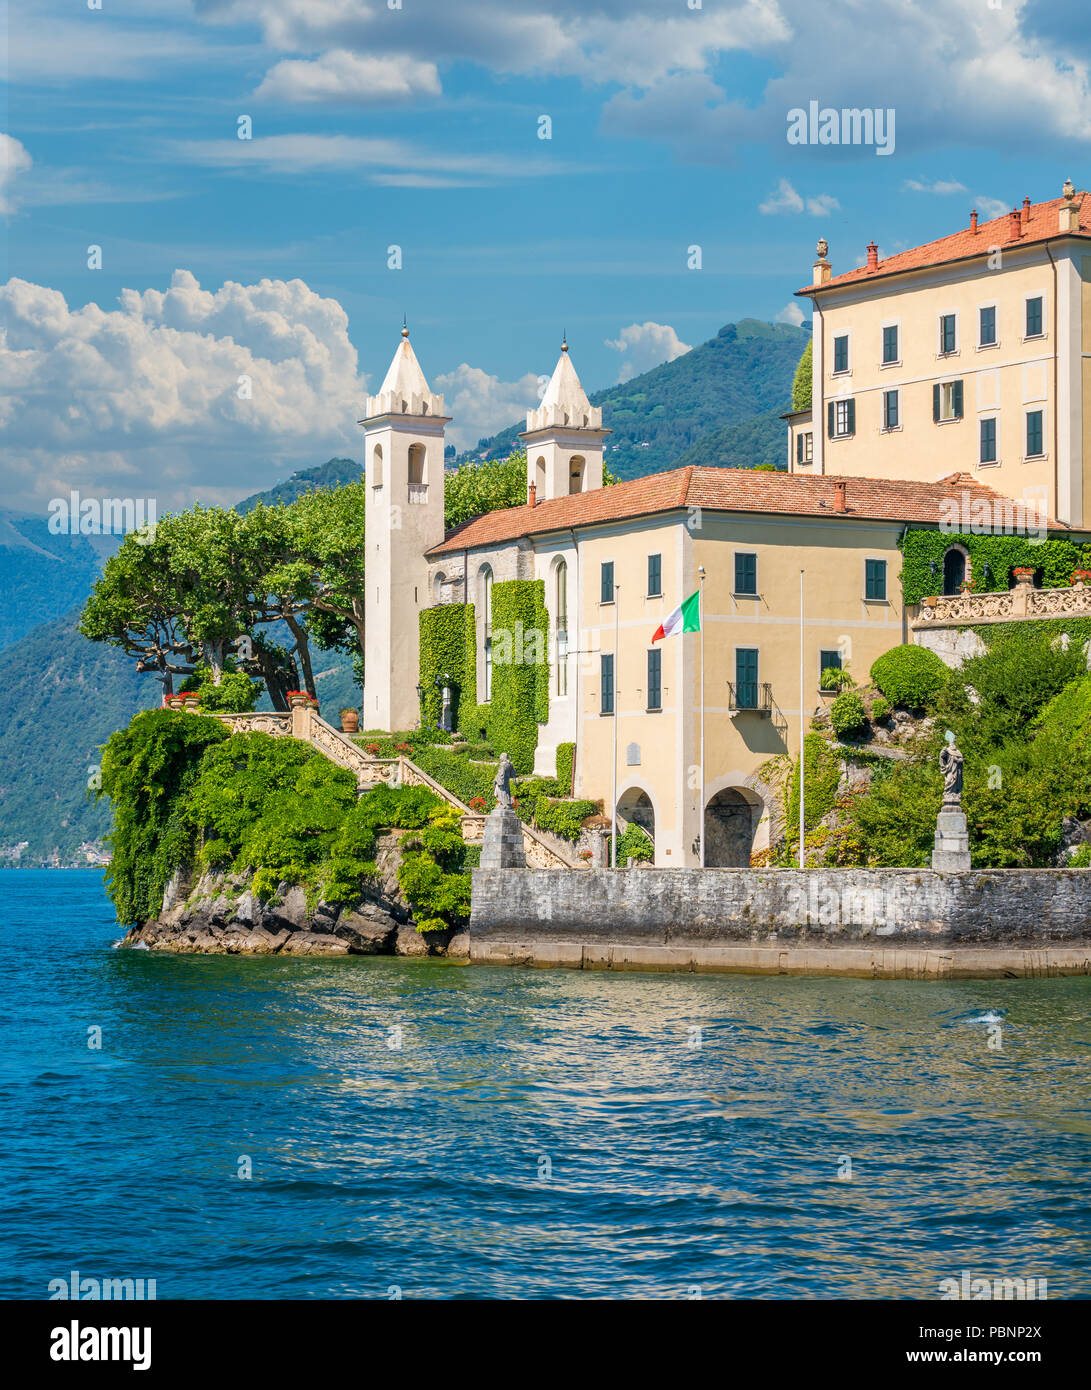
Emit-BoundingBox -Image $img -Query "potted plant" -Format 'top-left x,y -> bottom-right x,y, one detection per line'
286,690 -> 309,708
339,708 -> 359,733
1071,569 -> 1091,587
180,692 -> 201,710
165,693 -> 184,710
1013,566 -> 1036,583
958,580 -> 973,593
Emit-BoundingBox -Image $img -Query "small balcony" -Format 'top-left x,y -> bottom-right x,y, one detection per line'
913,572 -> 1091,629
728,681 -> 773,716
408,484 -> 429,504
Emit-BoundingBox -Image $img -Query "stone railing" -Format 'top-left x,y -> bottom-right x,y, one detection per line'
913,576 -> 1091,629
215,711 -> 292,736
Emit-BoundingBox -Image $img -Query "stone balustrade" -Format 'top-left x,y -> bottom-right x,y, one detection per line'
913,576 -> 1091,629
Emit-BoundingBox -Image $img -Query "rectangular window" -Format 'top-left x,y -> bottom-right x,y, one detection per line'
980,417 -> 997,464
735,648 -> 758,710
1026,409 -> 1044,457
882,324 -> 899,364
933,380 -> 964,422
819,649 -> 842,689
832,334 -> 849,373
865,558 -> 887,601
979,305 -> 997,346
647,553 -> 662,597
734,551 -> 757,595
1026,296 -> 1044,338
827,398 -> 856,438
600,560 -> 614,604
646,649 -> 662,711
939,313 -> 957,354
796,430 -> 813,464
484,637 -> 493,702
600,652 -> 614,715
882,389 -> 899,430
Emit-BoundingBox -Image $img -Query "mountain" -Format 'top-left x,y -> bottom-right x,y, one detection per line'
237,457 -> 361,512
464,318 -> 809,478
0,511 -> 120,651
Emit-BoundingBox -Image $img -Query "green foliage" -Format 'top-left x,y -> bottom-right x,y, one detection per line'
463,741 -> 495,759
97,709 -> 228,926
555,742 -> 575,796
829,691 -> 868,737
533,797 -> 599,841
412,745 -> 498,809
871,695 -> 891,722
1069,843 -> 1091,868
786,734 -> 842,839
899,529 -> 1091,605
820,666 -> 856,692
870,644 -> 949,711
614,823 -> 654,865
791,338 -> 813,411
487,579 -> 548,774
397,811 -> 472,933
847,755 -> 938,868
181,664 -> 258,713
953,625 -> 1087,751
443,451 -> 531,529
419,603 -> 475,728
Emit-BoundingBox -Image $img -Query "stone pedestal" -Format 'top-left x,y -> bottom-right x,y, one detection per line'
932,804 -> 971,871
480,807 -> 526,869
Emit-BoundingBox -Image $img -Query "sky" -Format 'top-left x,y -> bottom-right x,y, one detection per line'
3,0 -> 1091,515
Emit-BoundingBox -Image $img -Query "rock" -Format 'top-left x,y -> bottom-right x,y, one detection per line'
336,908 -> 397,954
445,931 -> 471,958
394,923 -> 430,957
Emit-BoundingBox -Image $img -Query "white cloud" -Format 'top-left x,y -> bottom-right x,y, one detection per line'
759,178 -> 839,217
904,178 -> 969,195
254,49 -> 441,104
433,363 -> 541,452
975,196 -> 1011,221
0,271 -> 365,513
605,321 -> 690,383
0,135 -> 33,215
775,301 -> 806,328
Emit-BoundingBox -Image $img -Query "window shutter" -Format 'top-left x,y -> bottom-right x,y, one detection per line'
827,401 -> 835,437
846,399 -> 855,434
952,380 -> 963,419
933,384 -> 940,422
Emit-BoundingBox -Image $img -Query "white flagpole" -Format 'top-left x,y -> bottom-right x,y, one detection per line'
799,567 -> 806,869
698,566 -> 706,867
611,582 -> 619,868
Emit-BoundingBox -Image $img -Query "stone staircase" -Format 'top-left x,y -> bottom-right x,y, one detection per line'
215,708 -> 581,870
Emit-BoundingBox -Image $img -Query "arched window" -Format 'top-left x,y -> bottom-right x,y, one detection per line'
480,565 -> 494,701
408,443 -> 426,487
433,571 -> 446,604
372,443 -> 384,490
554,559 -> 568,696
569,455 -> 586,494
942,546 -> 968,596
535,455 -> 546,498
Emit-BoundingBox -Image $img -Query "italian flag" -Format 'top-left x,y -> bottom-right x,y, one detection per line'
652,590 -> 701,642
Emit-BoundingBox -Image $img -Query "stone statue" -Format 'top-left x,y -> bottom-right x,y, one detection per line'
439,677 -> 453,733
492,752 -> 516,809
940,731 -> 964,805
816,237 -> 829,260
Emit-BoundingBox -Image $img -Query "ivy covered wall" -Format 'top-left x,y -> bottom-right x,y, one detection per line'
899,529 -> 1091,605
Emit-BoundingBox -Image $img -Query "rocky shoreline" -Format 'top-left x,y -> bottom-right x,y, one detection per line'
123,833 -> 468,959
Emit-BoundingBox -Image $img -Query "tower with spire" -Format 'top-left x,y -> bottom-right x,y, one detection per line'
359,325 -> 450,731
521,338 -> 610,501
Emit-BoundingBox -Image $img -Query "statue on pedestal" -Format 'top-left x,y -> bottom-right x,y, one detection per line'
940,731 -> 964,804
481,752 -> 525,869
492,752 -> 516,808
932,731 -> 971,871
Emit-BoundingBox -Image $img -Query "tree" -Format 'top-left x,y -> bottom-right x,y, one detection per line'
791,338 -> 812,412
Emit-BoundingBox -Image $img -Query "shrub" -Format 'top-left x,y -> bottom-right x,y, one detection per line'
614,823 -> 654,865
412,746 -> 497,808
180,664 -> 259,714
957,625 -> 1087,751
870,644 -> 949,710
556,741 -> 576,796
786,733 -> 842,839
534,797 -> 599,841
1069,843 -> 1091,868
871,695 -> 891,722
464,742 -> 495,760
830,691 -> 868,737
820,666 -> 856,692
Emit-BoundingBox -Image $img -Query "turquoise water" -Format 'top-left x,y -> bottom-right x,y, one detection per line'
4,868 -> 1090,1299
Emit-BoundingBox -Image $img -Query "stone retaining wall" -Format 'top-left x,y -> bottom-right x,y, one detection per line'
469,867 -> 1091,978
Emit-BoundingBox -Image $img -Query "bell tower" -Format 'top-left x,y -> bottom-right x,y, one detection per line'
521,338 -> 610,501
359,325 -> 450,732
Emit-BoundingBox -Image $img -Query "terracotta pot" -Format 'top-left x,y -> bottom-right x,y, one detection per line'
340,710 -> 359,734
1013,567 -> 1036,581
922,596 -> 938,609
165,694 -> 184,709
288,692 -> 309,708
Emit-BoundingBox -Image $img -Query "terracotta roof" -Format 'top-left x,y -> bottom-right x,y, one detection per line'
797,192 -> 1091,295
426,466 -> 1064,556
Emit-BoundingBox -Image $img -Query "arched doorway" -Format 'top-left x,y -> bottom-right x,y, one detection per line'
942,547 -> 967,595
705,788 -> 759,867
616,787 -> 654,861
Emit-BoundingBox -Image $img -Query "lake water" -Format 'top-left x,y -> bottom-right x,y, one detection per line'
3,869 -> 1090,1299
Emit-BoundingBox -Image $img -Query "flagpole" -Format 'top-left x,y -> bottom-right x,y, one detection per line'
698,565 -> 706,867
799,567 -> 805,870
611,581 -> 619,869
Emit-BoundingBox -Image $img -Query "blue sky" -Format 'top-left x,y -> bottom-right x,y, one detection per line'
3,0 -> 1091,513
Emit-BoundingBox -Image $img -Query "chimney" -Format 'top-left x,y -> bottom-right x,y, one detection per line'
1008,208 -> 1022,240
527,481 -> 537,508
1022,195 -> 1031,225
970,208 -> 978,232
833,479 -> 847,513
813,236 -> 832,286
865,240 -> 879,270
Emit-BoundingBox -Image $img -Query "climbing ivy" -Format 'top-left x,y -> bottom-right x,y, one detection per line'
483,579 -> 549,773
785,733 -> 842,842
556,741 -> 576,796
419,602 -> 475,728
899,528 -> 1091,605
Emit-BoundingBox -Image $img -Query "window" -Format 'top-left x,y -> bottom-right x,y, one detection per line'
734,552 -> 757,595
600,560 -> 614,604
1026,296 -> 1044,338
865,558 -> 887,601
827,398 -> 856,439
481,566 -> 494,701
832,334 -> 849,373
600,652 -> 614,715
1026,409 -> 1044,458
933,380 -> 964,422
939,313 -> 957,355
979,305 -> 997,347
882,389 -> 899,430
796,430 -> 813,464
979,417 -> 998,464
819,649 -> 842,690
882,324 -> 899,364
646,649 -> 662,711
555,561 -> 568,697
735,649 -> 758,709
647,553 -> 662,597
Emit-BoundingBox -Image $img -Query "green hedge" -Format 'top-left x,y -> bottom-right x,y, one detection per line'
534,796 -> 599,841
488,579 -> 548,773
419,603 -> 476,729
899,529 -> 1091,605
870,644 -> 949,711
556,741 -> 575,795
412,745 -> 498,809
830,691 -> 868,737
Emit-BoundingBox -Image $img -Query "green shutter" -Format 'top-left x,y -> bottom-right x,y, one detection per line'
933,384 -> 940,421
846,399 -> 855,434
952,380 -> 963,419
827,401 -> 835,437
